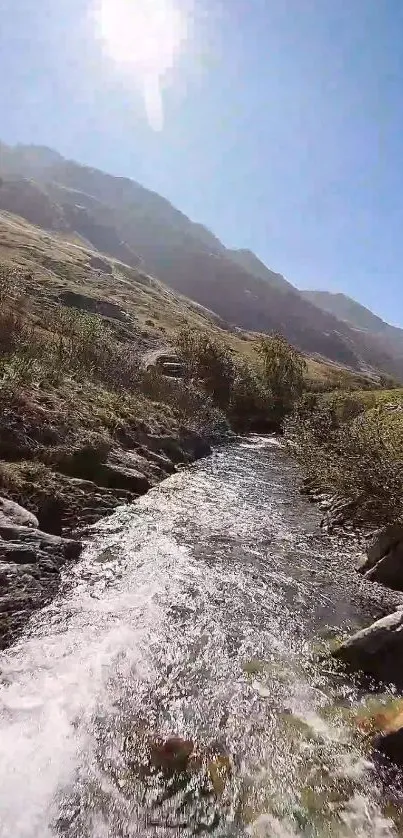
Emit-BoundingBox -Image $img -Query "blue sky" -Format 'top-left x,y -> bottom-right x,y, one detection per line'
1,0 -> 403,325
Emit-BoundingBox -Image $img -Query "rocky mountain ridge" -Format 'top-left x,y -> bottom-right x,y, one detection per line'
0,140 -> 402,380
302,289 -> 403,362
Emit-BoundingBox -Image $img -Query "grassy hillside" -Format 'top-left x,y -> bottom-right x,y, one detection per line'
0,210 -> 374,389
0,207 -> 389,549
1,140 -> 402,380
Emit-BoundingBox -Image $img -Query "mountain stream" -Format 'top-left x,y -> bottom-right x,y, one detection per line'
1,437 -> 403,838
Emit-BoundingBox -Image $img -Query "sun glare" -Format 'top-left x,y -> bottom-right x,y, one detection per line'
95,0 -> 187,129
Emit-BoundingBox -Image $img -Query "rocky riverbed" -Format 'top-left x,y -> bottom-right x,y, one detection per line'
0,425 -> 214,648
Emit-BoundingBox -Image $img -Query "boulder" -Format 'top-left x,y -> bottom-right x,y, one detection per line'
332,609 -> 403,688
0,522 -> 82,561
357,524 -> 403,590
363,546 -> 403,590
366,523 -> 403,566
0,497 -> 38,529
98,462 -> 151,494
0,523 -> 82,648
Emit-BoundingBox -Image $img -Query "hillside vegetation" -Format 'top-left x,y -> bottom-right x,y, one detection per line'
1,140 -> 403,381
0,237 -> 309,534
285,388 -> 403,528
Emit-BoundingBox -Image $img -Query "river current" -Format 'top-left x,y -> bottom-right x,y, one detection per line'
0,437 -> 402,838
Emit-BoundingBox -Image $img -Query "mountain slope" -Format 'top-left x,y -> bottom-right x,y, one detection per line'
302,290 -> 403,360
0,140 -> 402,380
228,248 -> 294,293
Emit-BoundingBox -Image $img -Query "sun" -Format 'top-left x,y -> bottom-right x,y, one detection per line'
95,0 -> 187,129
96,0 -> 186,77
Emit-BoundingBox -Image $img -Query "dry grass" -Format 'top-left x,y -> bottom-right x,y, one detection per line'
0,210 -> 372,389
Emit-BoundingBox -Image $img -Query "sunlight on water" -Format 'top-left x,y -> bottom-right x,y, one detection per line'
0,440 -> 402,837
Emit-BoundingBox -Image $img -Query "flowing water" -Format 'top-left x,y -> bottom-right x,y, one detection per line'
1,437 -> 403,838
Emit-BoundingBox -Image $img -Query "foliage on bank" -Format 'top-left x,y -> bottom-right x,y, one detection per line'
284,389 -> 403,527
175,327 -> 307,431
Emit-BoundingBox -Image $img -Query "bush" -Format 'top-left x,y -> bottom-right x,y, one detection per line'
139,368 -> 225,434
228,362 -> 270,431
175,327 -> 235,410
258,334 -> 306,420
285,395 -> 403,526
175,327 -> 307,431
0,265 -> 309,439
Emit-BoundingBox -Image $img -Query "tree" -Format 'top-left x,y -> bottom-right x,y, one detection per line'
257,334 -> 306,419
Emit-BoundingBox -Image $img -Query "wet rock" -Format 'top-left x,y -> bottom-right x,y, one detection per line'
362,547 -> 403,590
208,755 -> 231,797
332,609 -> 403,688
366,524 -> 403,567
0,497 -> 38,529
0,521 -> 82,647
374,727 -> 403,767
147,432 -> 211,466
149,736 -> 194,773
242,658 -> 269,675
179,430 -> 212,461
97,462 -> 151,494
0,522 -> 82,561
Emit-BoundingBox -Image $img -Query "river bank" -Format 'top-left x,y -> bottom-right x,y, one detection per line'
0,381 -> 224,648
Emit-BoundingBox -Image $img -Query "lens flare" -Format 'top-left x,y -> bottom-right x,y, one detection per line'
95,0 -> 187,129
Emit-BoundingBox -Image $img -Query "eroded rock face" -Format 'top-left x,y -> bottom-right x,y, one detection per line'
0,511 -> 82,648
332,609 -> 403,688
358,524 -> 403,591
0,425 -> 215,648
0,497 -> 39,529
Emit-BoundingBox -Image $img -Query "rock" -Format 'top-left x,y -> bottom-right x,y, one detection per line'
57,444 -> 151,495
364,546 -> 403,590
59,290 -> 126,321
374,727 -> 403,767
332,609 -> 403,688
149,736 -> 194,773
0,542 -> 38,564
357,524 -> 403,590
366,524 -> 403,567
97,462 -> 151,494
89,255 -> 113,274
180,431 -> 212,461
0,497 -> 38,529
0,519 -> 83,647
0,522 -> 82,560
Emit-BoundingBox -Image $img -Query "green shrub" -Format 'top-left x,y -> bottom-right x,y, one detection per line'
285,396 -> 403,526
175,327 -> 235,409
258,334 -> 306,420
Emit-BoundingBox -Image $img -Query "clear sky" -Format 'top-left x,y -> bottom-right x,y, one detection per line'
1,0 -> 403,325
